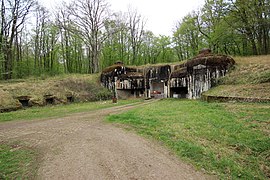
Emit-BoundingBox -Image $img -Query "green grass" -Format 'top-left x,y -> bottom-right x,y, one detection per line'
0,143 -> 37,179
107,99 -> 270,179
0,99 -> 142,123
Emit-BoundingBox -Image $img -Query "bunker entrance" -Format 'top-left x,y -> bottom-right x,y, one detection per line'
44,95 -> 55,105
17,96 -> 31,107
171,87 -> 188,98
19,99 -> 30,107
67,96 -> 74,103
150,81 -> 165,98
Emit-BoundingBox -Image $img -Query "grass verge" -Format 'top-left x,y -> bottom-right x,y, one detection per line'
107,99 -> 270,179
0,143 -> 37,179
0,99 -> 142,123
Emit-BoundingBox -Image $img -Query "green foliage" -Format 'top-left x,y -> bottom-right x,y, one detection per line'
173,13 -> 201,60
173,0 -> 270,57
108,99 -> 270,179
101,16 -> 177,68
0,143 -> 37,179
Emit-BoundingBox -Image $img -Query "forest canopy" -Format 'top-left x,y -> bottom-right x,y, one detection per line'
0,0 -> 269,80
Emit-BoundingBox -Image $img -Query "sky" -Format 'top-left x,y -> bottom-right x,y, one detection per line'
109,0 -> 205,36
40,0 -> 205,36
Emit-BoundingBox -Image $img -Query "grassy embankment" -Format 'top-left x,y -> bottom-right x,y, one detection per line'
0,74 -> 113,111
108,55 -> 270,179
205,55 -> 270,99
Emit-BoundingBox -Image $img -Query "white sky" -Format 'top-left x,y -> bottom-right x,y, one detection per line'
39,0 -> 205,36
109,0 -> 204,36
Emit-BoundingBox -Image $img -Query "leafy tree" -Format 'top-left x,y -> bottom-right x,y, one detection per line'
0,0 -> 268,81
228,0 -> 270,55
102,12 -> 130,67
127,8 -> 146,65
173,13 -> 201,60
140,30 -> 158,64
68,0 -> 109,73
155,35 -> 175,63
56,3 -> 87,74
173,0 -> 269,57
0,0 -> 35,79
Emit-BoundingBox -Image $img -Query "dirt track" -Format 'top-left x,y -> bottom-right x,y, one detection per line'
0,101 -> 213,179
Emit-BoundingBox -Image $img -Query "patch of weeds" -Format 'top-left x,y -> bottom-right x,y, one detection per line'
0,143 -> 37,179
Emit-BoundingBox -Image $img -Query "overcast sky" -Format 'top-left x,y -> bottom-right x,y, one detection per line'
40,0 -> 205,36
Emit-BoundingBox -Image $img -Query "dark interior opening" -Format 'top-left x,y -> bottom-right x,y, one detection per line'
171,87 -> 188,98
67,96 -> 74,103
131,89 -> 145,96
45,97 -> 54,105
151,82 -> 164,94
19,99 -> 29,107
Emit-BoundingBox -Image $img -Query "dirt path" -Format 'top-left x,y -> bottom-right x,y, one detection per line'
0,101 -> 214,180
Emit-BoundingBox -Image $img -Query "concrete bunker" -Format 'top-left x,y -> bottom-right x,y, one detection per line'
101,64 -> 145,99
100,49 -> 235,99
149,80 -> 168,99
116,71 -> 145,99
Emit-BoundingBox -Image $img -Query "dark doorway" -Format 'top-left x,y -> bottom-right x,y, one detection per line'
17,96 -> 31,107
67,96 -> 74,103
19,99 -> 30,107
171,87 -> 188,98
44,96 -> 55,105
